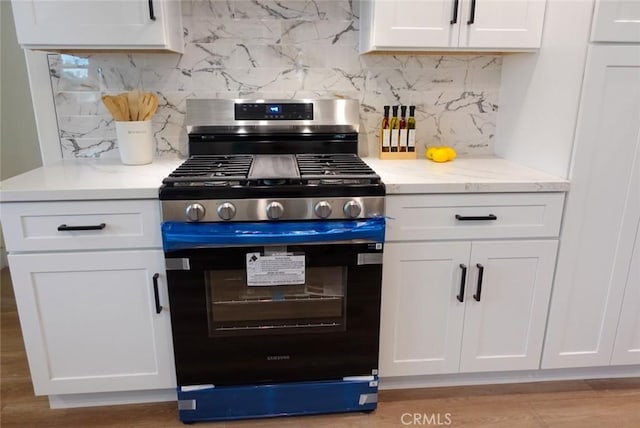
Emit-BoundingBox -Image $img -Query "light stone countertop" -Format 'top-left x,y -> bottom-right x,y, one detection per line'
363,157 -> 569,194
0,156 -> 568,203
0,158 -> 183,202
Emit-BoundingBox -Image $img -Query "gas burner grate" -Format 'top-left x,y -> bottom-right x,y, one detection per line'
160,153 -> 384,197
162,155 -> 253,184
296,154 -> 381,184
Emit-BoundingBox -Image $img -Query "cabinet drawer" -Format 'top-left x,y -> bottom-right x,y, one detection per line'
1,200 -> 162,252
385,193 -> 564,241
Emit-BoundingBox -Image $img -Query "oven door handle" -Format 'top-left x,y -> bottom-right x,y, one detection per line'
161,217 -> 386,252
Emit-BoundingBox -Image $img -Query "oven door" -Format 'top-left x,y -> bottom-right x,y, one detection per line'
162,218 -> 384,387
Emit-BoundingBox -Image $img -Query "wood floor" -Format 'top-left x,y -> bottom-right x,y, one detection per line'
2,267 -> 639,427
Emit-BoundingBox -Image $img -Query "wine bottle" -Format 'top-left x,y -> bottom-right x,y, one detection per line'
399,105 -> 408,152
381,105 -> 391,153
390,105 -> 399,152
407,105 -> 416,152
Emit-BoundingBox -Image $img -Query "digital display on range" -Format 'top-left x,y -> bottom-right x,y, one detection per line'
235,103 -> 313,120
266,105 -> 282,115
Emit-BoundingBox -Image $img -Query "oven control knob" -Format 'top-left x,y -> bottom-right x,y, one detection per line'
266,201 -> 284,220
217,202 -> 236,221
185,203 -> 206,222
343,200 -> 362,218
314,201 -> 332,219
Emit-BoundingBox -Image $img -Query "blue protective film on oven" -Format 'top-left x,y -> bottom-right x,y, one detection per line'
176,377 -> 378,422
162,217 -> 385,252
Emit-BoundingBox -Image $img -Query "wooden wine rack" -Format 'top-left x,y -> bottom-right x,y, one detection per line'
379,149 -> 417,160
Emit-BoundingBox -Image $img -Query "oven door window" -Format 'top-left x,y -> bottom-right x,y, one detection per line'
205,254 -> 346,336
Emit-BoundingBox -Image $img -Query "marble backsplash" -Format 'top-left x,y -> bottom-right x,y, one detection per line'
49,0 -> 501,160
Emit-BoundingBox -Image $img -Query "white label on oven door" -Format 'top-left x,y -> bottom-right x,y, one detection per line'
246,252 -> 305,286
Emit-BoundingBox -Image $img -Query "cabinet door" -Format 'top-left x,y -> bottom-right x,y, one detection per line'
542,46 -> 640,369
459,0 -> 546,49
371,0 -> 460,48
11,0 -> 181,51
591,0 -> 640,42
611,216 -> 640,365
8,250 -> 176,395
379,242 -> 470,376
459,240 -> 557,372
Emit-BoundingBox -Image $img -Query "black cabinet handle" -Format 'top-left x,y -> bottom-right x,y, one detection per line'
473,263 -> 484,301
450,0 -> 459,24
57,223 -> 106,231
467,0 -> 476,25
455,214 -> 497,221
148,0 -> 156,21
457,264 -> 467,302
153,273 -> 162,314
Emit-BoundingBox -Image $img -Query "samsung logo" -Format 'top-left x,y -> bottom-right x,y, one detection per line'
266,355 -> 290,361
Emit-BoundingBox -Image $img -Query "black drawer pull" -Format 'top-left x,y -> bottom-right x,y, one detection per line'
57,223 -> 106,231
467,0 -> 476,25
473,263 -> 484,302
455,214 -> 497,221
153,273 -> 162,314
148,0 -> 156,21
450,0 -> 459,24
457,264 -> 467,302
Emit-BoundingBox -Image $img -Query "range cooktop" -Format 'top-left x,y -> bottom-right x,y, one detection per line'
159,153 -> 384,200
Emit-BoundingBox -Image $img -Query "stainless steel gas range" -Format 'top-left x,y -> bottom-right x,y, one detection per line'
159,99 -> 385,423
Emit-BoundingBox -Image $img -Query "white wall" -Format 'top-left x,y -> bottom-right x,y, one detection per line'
495,0 -> 595,178
1,2 -> 44,269
1,1 -> 42,181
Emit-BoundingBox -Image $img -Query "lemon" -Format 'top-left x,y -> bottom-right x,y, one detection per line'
444,146 -> 457,160
431,148 -> 450,162
426,146 -> 438,160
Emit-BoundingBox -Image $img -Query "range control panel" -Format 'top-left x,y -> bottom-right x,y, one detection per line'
235,103 -> 313,120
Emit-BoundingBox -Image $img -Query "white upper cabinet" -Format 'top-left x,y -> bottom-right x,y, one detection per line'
365,0 -> 461,48
591,0 -> 640,42
11,0 -> 184,52
458,0 -> 547,49
360,0 -> 547,52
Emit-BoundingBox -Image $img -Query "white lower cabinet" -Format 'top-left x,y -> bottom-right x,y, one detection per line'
8,250 -> 176,395
611,222 -> 640,366
542,46 -> 640,369
459,240 -> 557,372
379,192 -> 563,378
380,239 -> 558,377
380,241 -> 468,376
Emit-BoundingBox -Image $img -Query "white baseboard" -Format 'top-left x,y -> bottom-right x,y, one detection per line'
379,365 -> 640,390
45,366 -> 640,409
48,388 -> 176,409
